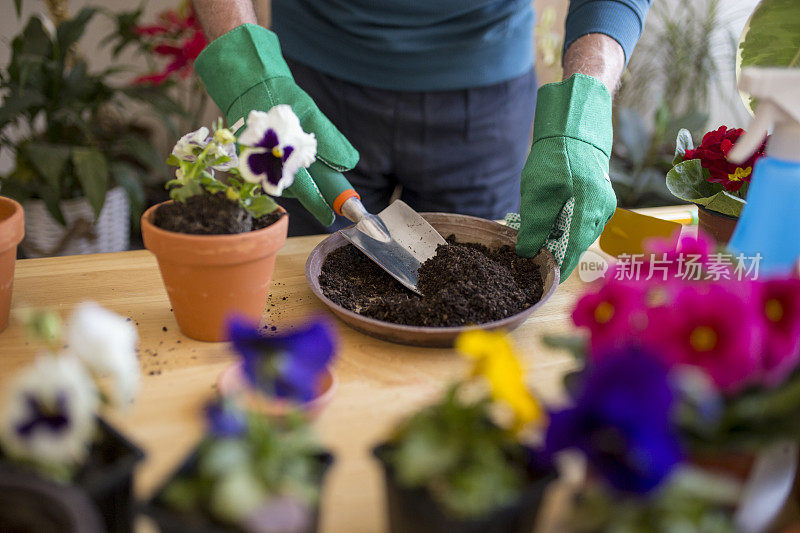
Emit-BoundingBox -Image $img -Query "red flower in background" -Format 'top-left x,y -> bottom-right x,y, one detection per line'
684,126 -> 766,193
132,5 -> 207,85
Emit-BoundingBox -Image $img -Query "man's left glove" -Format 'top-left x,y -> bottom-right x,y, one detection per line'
194,24 -> 360,226
514,73 -> 617,281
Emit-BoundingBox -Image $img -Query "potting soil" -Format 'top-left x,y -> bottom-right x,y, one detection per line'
153,192 -> 283,235
319,237 -> 544,327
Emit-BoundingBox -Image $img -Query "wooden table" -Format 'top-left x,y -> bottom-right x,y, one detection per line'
0,206 -> 692,532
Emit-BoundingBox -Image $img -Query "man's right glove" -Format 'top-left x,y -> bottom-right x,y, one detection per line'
515,73 -> 617,281
194,24 -> 360,226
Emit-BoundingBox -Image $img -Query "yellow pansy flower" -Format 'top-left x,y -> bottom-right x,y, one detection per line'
455,330 -> 542,430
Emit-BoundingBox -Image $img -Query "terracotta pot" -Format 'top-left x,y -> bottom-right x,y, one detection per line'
697,206 -> 738,245
0,197 -> 24,333
691,451 -> 755,482
141,202 -> 288,342
217,362 -> 337,417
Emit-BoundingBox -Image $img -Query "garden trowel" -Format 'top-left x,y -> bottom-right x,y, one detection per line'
338,198 -> 446,296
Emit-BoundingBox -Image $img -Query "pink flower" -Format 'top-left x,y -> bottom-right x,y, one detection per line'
131,5 -> 207,86
572,279 -> 649,357
756,278 -> 800,385
642,229 -> 714,281
644,282 -> 763,393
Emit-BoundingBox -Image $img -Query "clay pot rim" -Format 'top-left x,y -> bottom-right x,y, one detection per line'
141,200 -> 288,244
0,196 -> 24,251
217,362 -> 337,417
696,204 -> 740,221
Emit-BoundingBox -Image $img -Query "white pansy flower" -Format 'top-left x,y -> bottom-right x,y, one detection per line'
237,106 -> 317,196
67,302 -> 140,407
0,354 -> 98,469
172,126 -> 210,162
209,140 -> 239,171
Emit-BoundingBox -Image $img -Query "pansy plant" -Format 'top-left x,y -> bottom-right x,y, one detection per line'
0,304 -> 140,481
159,316 -> 335,529
166,105 -> 316,218
383,330 -> 544,520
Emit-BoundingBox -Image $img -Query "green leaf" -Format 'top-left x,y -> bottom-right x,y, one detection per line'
115,132 -> 161,171
166,154 -> 181,166
666,159 -> 720,202
21,143 -> 71,194
614,107 -> 650,167
55,7 -> 98,60
72,148 -> 109,219
14,0 -> 22,18
673,129 -> 695,166
121,85 -> 188,118
170,180 -> 203,203
666,112 -> 708,144
704,190 -> 745,218
0,91 -> 46,129
244,195 -> 279,218
15,16 -> 52,58
39,184 -> 66,225
738,0 -> 800,112
110,161 -> 145,226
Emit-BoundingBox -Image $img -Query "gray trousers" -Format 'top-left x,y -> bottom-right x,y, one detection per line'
282,58 -> 537,236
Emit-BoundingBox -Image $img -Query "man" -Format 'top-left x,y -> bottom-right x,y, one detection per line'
192,0 -> 651,280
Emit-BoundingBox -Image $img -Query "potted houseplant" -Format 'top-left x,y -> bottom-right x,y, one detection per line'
374,330 -> 556,532
141,106 -> 315,341
544,231 -> 800,530
0,5 -> 164,257
0,303 -> 144,533
217,315 -> 337,416
146,315 -> 337,533
666,126 -> 767,244
109,0 -> 209,137
0,196 -> 24,332
105,0 -> 209,209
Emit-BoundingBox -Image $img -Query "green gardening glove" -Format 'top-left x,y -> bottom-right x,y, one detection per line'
514,73 -> 617,281
194,24 -> 360,226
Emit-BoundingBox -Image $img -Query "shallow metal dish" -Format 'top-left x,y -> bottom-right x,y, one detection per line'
305,213 -> 559,348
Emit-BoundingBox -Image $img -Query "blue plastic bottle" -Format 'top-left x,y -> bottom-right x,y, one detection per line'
728,67 -> 800,277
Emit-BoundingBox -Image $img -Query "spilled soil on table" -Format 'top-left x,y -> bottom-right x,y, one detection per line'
154,192 -> 283,235
319,236 -> 544,327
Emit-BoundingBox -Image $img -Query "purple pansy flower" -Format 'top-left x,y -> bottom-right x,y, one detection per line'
544,349 -> 683,494
14,392 -> 70,438
227,316 -> 336,403
237,106 -> 316,196
205,399 -> 247,438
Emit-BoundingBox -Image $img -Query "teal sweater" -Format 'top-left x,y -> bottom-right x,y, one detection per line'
272,0 -> 652,91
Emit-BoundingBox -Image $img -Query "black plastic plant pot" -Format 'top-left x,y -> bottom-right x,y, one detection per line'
76,418 -> 146,533
0,464 -> 105,532
0,418 -> 144,533
373,444 -> 557,533
145,449 -> 334,533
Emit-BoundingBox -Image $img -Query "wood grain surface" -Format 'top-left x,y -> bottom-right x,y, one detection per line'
0,209 -> 689,532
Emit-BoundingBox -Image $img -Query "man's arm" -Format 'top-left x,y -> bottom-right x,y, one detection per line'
562,33 -> 624,96
561,0 -> 653,93
192,0 -> 258,41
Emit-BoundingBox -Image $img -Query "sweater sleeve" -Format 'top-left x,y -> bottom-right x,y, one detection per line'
563,0 -> 653,65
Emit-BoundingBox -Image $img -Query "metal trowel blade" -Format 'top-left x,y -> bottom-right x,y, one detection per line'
339,200 -> 446,295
